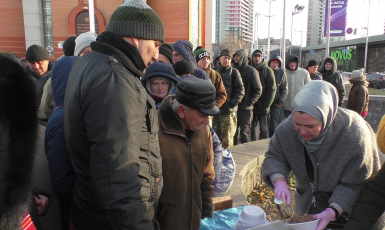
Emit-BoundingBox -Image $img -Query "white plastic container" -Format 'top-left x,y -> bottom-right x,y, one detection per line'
235,205 -> 269,230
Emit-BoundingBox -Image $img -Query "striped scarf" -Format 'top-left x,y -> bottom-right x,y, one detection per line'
21,213 -> 36,230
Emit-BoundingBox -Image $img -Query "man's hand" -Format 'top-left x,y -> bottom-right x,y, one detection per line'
314,208 -> 335,230
35,195 -> 49,215
275,103 -> 281,107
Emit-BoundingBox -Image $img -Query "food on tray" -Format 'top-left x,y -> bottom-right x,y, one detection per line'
287,214 -> 315,224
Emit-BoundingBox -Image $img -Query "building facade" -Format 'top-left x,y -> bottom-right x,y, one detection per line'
215,0 -> 253,46
306,0 -> 325,46
1,0 -> 211,61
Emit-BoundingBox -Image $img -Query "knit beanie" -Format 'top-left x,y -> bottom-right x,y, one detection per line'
63,36 -> 76,56
25,44 -> 49,62
174,60 -> 194,76
307,60 -> 318,68
220,48 -> 232,57
106,0 -> 164,42
74,32 -> 97,56
159,43 -> 174,64
194,48 -> 210,64
350,69 -> 366,81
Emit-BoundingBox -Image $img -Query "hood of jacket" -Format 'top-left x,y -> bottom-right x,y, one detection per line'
268,53 -> 283,68
319,56 -> 338,74
234,49 -> 248,70
285,55 -> 299,70
172,40 -> 197,67
51,56 -> 79,106
213,55 -> 220,66
0,54 -> 38,229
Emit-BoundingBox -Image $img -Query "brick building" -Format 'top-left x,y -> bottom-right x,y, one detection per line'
1,0 -> 212,61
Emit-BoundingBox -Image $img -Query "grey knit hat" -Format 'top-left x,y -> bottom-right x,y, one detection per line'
106,0 -> 164,42
74,32 -> 97,56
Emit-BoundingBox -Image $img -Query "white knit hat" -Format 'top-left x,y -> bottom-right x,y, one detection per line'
74,32 -> 97,56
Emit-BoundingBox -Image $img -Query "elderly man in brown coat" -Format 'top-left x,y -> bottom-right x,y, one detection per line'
156,77 -> 218,230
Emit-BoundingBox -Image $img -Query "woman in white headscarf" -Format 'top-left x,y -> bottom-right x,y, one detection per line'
262,80 -> 381,230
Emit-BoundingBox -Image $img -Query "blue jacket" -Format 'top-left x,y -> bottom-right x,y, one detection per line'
45,56 -> 79,229
172,40 -> 210,81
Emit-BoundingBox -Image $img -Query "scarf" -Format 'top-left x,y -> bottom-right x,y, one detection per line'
91,31 -> 146,78
291,81 -> 338,152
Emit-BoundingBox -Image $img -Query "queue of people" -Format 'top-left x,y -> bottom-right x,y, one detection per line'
0,0 -> 382,229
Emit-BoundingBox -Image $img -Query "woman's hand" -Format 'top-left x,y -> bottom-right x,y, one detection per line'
314,208 -> 335,230
274,181 -> 290,204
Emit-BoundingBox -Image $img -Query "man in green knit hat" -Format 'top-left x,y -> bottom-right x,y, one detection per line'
64,0 -> 163,229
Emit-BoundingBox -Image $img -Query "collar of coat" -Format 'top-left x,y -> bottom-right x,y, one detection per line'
159,95 -> 206,139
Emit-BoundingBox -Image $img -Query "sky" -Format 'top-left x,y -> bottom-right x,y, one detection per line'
213,0 -> 385,47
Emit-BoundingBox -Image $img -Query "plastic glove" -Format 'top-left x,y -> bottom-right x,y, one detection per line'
274,181 -> 290,204
313,208 -> 335,230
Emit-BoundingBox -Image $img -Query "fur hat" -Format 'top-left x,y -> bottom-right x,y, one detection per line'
159,43 -> 174,64
106,0 -> 164,42
63,36 -> 76,56
194,48 -> 210,64
25,44 -> 49,62
74,32 -> 97,56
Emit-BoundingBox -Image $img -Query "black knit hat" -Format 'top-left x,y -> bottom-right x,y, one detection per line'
106,0 -> 164,42
194,48 -> 210,64
176,77 -> 219,116
159,43 -> 174,64
220,48 -> 232,57
25,44 -> 49,62
63,36 -> 76,56
174,60 -> 194,76
307,60 -> 318,68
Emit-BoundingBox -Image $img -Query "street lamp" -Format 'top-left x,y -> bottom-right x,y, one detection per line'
266,0 -> 275,61
294,29 -> 303,67
290,4 -> 304,54
253,12 -> 259,51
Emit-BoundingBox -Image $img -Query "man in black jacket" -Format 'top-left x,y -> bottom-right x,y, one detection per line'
233,49 -> 262,144
267,54 -> 288,137
319,56 -> 345,106
251,49 -> 276,140
64,1 -> 163,229
213,49 -> 244,149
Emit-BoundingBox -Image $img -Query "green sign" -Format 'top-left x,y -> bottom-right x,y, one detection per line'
331,48 -> 353,61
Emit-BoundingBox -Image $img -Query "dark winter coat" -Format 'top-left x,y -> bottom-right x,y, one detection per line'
64,33 -> 162,230
310,72 -> 323,80
268,54 -> 288,105
213,65 -> 244,114
252,51 -> 276,115
0,55 -> 38,230
234,49 -> 262,111
319,57 -> 345,106
157,95 -> 214,230
172,40 -> 210,81
45,56 -> 79,230
347,79 -> 369,115
343,162 -> 385,230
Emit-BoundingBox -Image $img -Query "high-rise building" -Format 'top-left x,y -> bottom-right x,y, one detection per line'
215,0 -> 254,46
306,0 -> 326,46
0,0 -> 211,60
